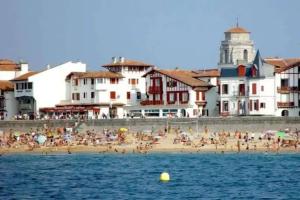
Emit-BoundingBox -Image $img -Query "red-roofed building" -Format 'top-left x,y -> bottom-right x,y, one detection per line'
139,68 -> 217,117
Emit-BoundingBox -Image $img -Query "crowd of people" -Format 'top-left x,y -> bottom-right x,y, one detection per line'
0,124 -> 299,154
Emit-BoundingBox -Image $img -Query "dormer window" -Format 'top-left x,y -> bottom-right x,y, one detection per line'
237,65 -> 246,77
251,65 -> 257,77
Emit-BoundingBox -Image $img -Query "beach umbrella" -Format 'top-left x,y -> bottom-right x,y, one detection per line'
63,133 -> 72,142
37,135 -> 47,144
14,131 -> 21,137
276,131 -> 285,138
119,128 -> 128,132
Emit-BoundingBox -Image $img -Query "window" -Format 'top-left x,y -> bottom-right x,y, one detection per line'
97,78 -> 105,84
223,101 -> 229,112
167,80 -> 177,87
180,92 -> 189,103
91,92 -> 95,99
144,109 -> 160,117
281,79 -> 288,87
243,49 -> 248,62
83,78 -> 87,85
110,78 -> 118,84
261,85 -> 264,92
260,102 -> 266,108
91,78 -> 95,85
28,82 -> 32,89
202,92 -> 206,101
239,84 -> 245,96
73,79 -> 79,86
254,100 -> 259,111
136,92 -> 141,100
162,109 -> 178,117
238,65 -> 246,76
167,92 -> 176,104
224,50 -> 229,63
251,66 -> 257,77
83,92 -> 87,99
110,91 -> 116,99
127,92 -> 131,100
196,91 -> 200,101
72,93 -> 80,100
252,83 -> 257,95
222,84 -> 228,94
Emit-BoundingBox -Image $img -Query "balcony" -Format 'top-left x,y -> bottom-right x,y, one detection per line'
15,89 -> 33,98
195,100 -> 207,106
277,86 -> 299,94
140,100 -> 164,106
277,102 -> 295,108
148,86 -> 162,94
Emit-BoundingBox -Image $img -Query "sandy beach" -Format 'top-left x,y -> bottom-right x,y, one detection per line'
1,126 -> 299,155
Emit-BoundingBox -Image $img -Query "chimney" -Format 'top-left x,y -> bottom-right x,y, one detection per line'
46,64 -> 51,70
119,57 -> 125,63
112,57 -> 117,63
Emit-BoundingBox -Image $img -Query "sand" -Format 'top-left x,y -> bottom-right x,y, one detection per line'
1,131 -> 299,155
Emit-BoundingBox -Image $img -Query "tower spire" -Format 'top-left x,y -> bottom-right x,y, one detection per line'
236,17 -> 239,27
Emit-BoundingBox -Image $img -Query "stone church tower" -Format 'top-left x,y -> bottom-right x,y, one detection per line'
219,25 -> 256,66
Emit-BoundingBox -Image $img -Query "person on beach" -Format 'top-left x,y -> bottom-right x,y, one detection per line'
237,140 -> 241,152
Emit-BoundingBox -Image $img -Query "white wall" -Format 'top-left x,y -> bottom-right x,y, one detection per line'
0,71 -> 17,80
4,91 -> 18,120
30,61 -> 86,112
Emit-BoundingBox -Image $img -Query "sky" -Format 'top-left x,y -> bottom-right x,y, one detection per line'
0,0 -> 300,71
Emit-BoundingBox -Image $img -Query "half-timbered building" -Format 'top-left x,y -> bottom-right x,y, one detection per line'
140,69 -> 216,118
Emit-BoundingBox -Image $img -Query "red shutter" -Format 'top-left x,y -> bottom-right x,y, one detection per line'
196,91 -> 200,101
250,100 -> 253,111
167,92 -> 170,103
110,91 -> 116,99
127,92 -> 130,100
252,83 -> 257,95
202,92 -> 205,101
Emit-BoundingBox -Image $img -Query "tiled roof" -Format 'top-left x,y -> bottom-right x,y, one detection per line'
11,71 -> 39,81
193,69 -> 220,77
102,59 -> 154,67
264,58 -> 300,72
0,59 -> 19,71
66,71 -> 124,80
0,80 -> 14,91
225,26 -> 249,33
144,69 -> 211,88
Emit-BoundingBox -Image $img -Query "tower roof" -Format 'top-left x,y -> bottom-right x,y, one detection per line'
225,26 -> 249,33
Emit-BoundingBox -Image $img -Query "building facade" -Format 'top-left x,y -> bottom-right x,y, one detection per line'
0,60 -> 28,119
12,61 -> 86,117
219,51 -> 276,116
139,69 -> 216,118
265,58 -> 300,116
39,57 -> 153,119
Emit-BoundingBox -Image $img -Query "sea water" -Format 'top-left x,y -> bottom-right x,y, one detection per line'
0,153 -> 299,199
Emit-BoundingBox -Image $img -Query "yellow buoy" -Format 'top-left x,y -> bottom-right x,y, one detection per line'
160,172 -> 170,182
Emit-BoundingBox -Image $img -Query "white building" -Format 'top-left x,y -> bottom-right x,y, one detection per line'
219,51 -> 276,116
12,61 -> 86,116
0,59 -> 28,119
40,57 -> 153,119
192,69 -> 220,116
265,57 -> 300,116
140,68 -> 216,118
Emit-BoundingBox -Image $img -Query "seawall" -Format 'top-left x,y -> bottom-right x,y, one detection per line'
0,117 -> 299,133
